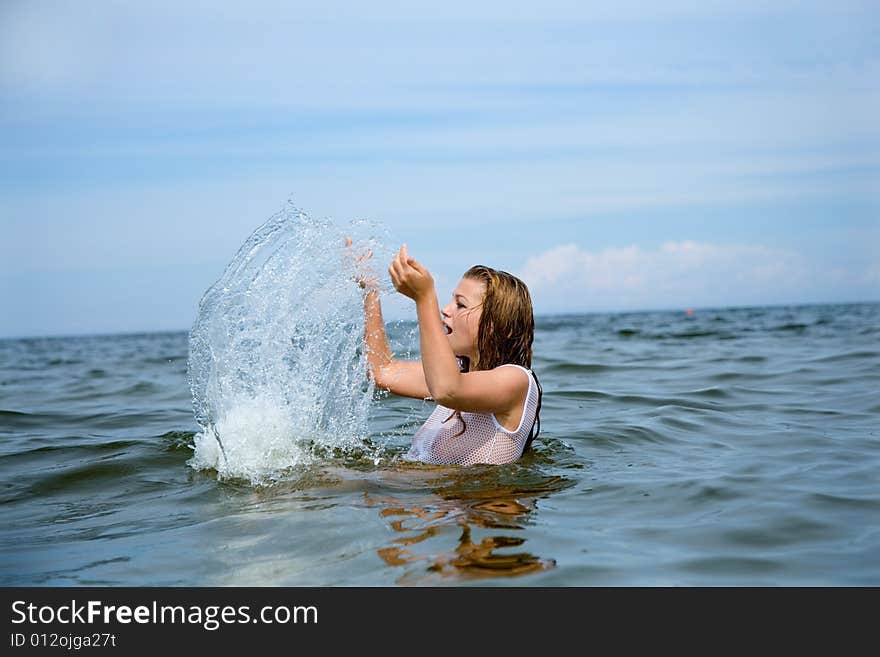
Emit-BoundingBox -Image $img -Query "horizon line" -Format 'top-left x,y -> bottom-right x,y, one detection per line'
2,298 -> 878,342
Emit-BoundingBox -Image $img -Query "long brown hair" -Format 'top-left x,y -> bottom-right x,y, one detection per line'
463,265 -> 534,372
443,266 -> 543,451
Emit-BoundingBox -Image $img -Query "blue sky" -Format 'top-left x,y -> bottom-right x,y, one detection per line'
1,1 -> 878,337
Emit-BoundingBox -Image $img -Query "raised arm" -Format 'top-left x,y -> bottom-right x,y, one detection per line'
363,287 -> 430,399
388,245 -> 527,416
345,237 -> 430,400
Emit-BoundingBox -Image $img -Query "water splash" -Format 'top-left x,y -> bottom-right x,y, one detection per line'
187,202 -> 395,484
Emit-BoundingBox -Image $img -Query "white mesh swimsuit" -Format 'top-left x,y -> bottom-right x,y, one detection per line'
406,364 -> 540,466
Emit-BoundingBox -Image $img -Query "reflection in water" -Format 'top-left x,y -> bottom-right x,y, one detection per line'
367,468 -> 572,584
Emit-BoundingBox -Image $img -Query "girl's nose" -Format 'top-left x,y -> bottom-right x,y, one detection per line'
440,304 -> 452,318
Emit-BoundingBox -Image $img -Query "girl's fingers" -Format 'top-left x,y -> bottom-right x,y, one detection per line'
389,245 -> 423,292
389,260 -> 402,285
396,246 -> 417,273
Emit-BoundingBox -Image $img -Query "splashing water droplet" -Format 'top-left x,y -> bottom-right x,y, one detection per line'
187,201 -> 396,484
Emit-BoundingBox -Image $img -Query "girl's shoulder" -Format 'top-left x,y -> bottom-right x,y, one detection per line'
495,363 -> 532,375
492,364 -> 535,391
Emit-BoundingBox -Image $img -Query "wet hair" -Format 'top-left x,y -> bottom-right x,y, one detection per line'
442,265 -> 543,451
461,265 -> 534,371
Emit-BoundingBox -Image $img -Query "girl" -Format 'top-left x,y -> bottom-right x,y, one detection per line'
358,243 -> 542,466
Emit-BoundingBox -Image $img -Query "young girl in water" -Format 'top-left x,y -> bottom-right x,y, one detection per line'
354,243 -> 542,466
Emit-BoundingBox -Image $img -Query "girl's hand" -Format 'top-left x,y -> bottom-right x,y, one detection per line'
344,237 -> 379,291
389,244 -> 434,301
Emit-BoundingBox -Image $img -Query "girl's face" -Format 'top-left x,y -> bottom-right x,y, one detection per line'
440,277 -> 485,360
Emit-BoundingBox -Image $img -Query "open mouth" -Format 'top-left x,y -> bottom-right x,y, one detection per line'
443,323 -> 453,335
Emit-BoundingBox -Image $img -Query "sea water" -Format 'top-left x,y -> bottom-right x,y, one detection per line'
1,242 -> 878,585
187,204 -> 398,483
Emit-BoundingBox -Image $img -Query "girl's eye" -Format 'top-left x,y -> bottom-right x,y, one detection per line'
456,302 -> 465,309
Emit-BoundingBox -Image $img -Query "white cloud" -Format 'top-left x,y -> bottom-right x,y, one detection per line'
518,240 -> 817,311
2,1 -> 877,336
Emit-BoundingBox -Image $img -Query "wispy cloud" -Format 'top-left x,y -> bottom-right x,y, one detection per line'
519,240 -> 876,312
1,1 -> 877,335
